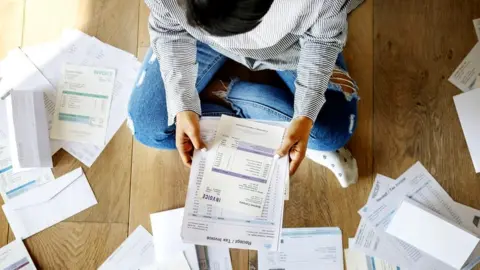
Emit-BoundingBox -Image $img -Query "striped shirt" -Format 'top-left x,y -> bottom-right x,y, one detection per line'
145,0 -> 364,125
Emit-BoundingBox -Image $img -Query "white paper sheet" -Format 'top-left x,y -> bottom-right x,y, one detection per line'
99,226 -> 155,270
181,118 -> 287,251
150,208 -> 199,270
359,162 -> 465,269
344,248 -> 399,270
474,19 -> 480,41
3,167 -> 97,239
165,253 -> 191,270
454,88 -> 480,173
456,202 -> 480,236
0,240 -> 36,270
258,227 -> 344,270
449,42 -> 480,92
5,90 -> 52,170
386,198 -> 480,270
0,48 -> 63,155
50,64 -> 115,146
199,115 -> 285,216
21,29 -> 140,167
206,246 -> 233,270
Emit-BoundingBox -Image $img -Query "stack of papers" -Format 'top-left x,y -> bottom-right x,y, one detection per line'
0,29 -> 141,167
258,227 -> 344,270
348,162 -> 480,270
149,207 -> 233,270
448,22 -> 480,173
198,115 -> 285,216
181,117 -> 288,251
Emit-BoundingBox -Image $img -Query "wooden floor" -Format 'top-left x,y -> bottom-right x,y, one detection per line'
0,0 -> 479,269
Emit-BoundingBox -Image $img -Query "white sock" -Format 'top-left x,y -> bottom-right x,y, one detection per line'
305,147 -> 358,188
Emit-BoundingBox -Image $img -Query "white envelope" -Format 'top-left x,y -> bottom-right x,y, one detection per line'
3,167 -> 97,239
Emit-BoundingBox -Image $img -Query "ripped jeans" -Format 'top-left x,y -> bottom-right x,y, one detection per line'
127,43 -> 359,151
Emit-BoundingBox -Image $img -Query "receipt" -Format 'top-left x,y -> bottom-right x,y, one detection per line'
449,42 -> 480,92
50,64 -> 115,146
199,115 -> 285,216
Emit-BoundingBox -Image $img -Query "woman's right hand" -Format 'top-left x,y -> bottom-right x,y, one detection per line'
175,111 -> 206,167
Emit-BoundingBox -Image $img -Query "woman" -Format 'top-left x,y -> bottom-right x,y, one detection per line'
128,0 -> 362,187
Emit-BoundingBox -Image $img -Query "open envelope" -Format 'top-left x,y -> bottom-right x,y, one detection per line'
3,167 -> 97,239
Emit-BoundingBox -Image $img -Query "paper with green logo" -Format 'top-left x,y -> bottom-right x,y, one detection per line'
50,64 -> 115,146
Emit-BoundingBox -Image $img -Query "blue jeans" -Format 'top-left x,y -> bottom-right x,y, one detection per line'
128,43 -> 358,151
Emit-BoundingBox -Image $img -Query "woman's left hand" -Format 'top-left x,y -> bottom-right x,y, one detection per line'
276,116 -> 314,175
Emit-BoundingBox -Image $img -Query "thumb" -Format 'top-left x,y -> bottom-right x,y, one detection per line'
187,126 -> 206,150
276,135 -> 296,158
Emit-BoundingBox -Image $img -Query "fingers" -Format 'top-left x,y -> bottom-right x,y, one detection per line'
176,129 -> 193,167
185,125 -> 206,151
276,133 -> 296,157
288,139 -> 307,175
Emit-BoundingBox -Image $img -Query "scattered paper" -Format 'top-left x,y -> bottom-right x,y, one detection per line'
50,64 -> 115,146
206,246 -> 233,270
0,240 -> 36,270
386,198 -> 480,270
258,227 -> 344,270
3,167 -> 97,239
150,208 -> 199,270
99,226 -> 155,270
474,19 -> 480,41
449,42 -> 480,92
19,29 -> 140,167
199,115 -> 285,216
165,253 -> 192,270
5,90 -> 52,171
182,119 -> 287,251
454,88 -> 480,173
344,248 -> 398,270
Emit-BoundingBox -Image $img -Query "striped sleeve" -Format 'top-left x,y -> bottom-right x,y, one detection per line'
147,0 -> 200,125
293,0 -> 348,122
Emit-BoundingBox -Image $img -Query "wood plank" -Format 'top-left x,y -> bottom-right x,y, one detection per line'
0,0 -> 25,59
374,0 -> 480,206
22,0 -> 139,223
138,0 -> 151,48
129,143 -> 190,233
8,222 -> 127,269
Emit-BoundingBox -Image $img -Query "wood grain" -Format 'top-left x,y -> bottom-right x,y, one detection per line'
138,0 -> 151,48
374,0 -> 480,205
0,0 -> 25,59
8,222 -> 127,269
129,143 -> 190,233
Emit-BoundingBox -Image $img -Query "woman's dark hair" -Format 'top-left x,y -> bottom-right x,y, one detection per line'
183,0 -> 274,37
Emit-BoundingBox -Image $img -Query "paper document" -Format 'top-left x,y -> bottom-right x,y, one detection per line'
182,118 -> 287,251
3,167 -> 97,239
449,42 -> 480,92
359,162 -> 466,269
474,19 -> 480,41
199,115 -> 285,216
206,246 -> 233,270
456,202 -> 480,236
20,29 -> 140,166
5,90 -> 52,170
0,135 -> 54,201
344,248 -> 399,270
166,253 -> 191,270
258,227 -> 344,270
386,198 -> 480,270
0,240 -> 36,270
51,64 -> 115,146
454,88 -> 480,173
99,226 -> 155,270
150,208 -> 199,270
